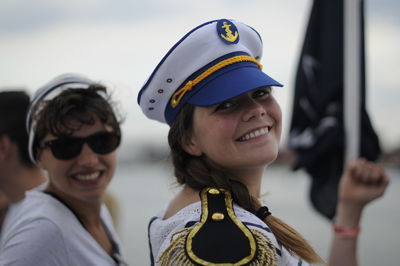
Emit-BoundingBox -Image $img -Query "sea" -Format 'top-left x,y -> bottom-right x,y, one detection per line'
108,162 -> 400,266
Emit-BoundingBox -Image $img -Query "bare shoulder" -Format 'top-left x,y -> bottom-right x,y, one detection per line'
163,185 -> 200,219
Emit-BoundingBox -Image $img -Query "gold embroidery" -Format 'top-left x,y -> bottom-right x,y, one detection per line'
186,188 -> 255,265
158,228 -> 277,266
157,188 -> 278,266
220,22 -> 239,43
211,212 -> 225,221
208,188 -> 220,195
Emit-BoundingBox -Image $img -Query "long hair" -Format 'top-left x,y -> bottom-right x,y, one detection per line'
168,104 -> 323,264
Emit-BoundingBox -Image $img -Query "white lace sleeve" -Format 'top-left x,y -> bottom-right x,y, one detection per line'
149,202 -> 202,263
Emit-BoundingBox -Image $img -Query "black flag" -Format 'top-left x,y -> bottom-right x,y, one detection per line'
289,0 -> 381,219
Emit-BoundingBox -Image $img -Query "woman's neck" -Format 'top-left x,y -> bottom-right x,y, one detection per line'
45,186 -> 102,227
72,202 -> 103,227
227,167 -> 264,199
44,186 -> 113,255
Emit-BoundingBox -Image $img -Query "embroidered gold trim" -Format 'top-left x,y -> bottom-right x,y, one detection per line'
157,228 -> 277,266
208,188 -> 220,195
220,21 -> 239,43
211,212 -> 225,221
170,56 -> 263,108
185,188 -> 257,265
157,227 -> 193,266
157,187 -> 278,266
250,229 -> 278,265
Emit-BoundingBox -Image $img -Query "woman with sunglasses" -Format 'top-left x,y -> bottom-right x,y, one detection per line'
0,73 -> 128,266
138,19 -> 389,265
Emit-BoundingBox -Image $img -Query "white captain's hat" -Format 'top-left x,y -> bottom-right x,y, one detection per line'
137,19 -> 283,126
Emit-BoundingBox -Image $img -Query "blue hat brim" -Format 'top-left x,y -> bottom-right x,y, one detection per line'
187,64 -> 283,107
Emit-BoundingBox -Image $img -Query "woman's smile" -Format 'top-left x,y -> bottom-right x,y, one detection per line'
236,125 -> 272,142
69,169 -> 105,186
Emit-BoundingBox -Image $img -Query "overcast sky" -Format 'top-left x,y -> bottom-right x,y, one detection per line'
1,0 -> 399,151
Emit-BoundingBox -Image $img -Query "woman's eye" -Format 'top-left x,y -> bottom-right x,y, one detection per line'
215,101 -> 235,111
253,87 -> 271,98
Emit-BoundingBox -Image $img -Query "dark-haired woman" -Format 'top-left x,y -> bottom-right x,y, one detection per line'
0,73 -> 128,266
138,19 -> 389,265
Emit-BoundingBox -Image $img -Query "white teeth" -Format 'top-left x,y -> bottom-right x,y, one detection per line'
75,171 -> 100,181
239,127 -> 269,142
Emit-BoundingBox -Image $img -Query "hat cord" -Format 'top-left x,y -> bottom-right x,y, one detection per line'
170,55 -> 263,108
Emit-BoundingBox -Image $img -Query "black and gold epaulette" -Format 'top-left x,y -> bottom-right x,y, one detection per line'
158,188 -> 277,265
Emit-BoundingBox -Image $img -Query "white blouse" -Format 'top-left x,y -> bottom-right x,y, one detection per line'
148,201 -> 309,266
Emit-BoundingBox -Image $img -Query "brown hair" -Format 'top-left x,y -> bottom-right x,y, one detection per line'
31,84 -> 122,159
168,104 -> 323,264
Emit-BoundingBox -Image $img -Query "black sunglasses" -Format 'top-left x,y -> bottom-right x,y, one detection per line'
40,131 -> 120,160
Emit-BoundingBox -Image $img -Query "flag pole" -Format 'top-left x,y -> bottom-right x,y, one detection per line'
344,0 -> 361,163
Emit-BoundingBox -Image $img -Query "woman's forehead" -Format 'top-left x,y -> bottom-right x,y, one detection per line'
201,86 -> 272,107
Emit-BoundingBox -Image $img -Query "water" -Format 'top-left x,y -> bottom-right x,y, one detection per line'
108,162 -> 400,266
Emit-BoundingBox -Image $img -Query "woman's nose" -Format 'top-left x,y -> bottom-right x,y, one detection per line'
76,143 -> 99,166
242,99 -> 266,122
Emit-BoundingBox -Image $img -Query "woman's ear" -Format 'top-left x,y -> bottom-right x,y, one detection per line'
180,133 -> 203,157
0,135 -> 13,160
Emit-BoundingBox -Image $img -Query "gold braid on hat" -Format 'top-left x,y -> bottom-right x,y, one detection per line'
170,55 -> 263,108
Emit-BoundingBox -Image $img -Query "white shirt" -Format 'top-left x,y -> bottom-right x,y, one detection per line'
0,189 -> 127,266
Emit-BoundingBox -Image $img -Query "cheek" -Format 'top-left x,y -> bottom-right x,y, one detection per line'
37,150 -> 53,171
215,114 -> 238,131
270,101 -> 282,136
37,150 -> 71,179
192,118 -> 236,156
205,117 -> 237,144
192,108 -> 238,153
102,153 -> 117,172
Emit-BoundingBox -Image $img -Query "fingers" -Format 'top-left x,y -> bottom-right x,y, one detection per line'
348,158 -> 390,187
354,160 -> 380,185
340,159 -> 390,207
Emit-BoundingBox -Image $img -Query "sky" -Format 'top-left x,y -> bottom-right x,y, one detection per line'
0,0 -> 399,152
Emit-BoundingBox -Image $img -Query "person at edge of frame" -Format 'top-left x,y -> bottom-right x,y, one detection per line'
0,91 -> 46,230
0,74 -> 129,266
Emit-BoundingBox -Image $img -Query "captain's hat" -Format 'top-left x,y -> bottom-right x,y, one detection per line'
137,19 -> 283,125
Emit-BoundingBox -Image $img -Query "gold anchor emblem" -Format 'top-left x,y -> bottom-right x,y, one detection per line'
220,22 -> 238,42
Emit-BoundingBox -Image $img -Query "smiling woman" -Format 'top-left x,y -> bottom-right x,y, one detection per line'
137,18 -> 389,266
0,73 -> 128,266
138,18 -> 320,266
187,87 -> 282,173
